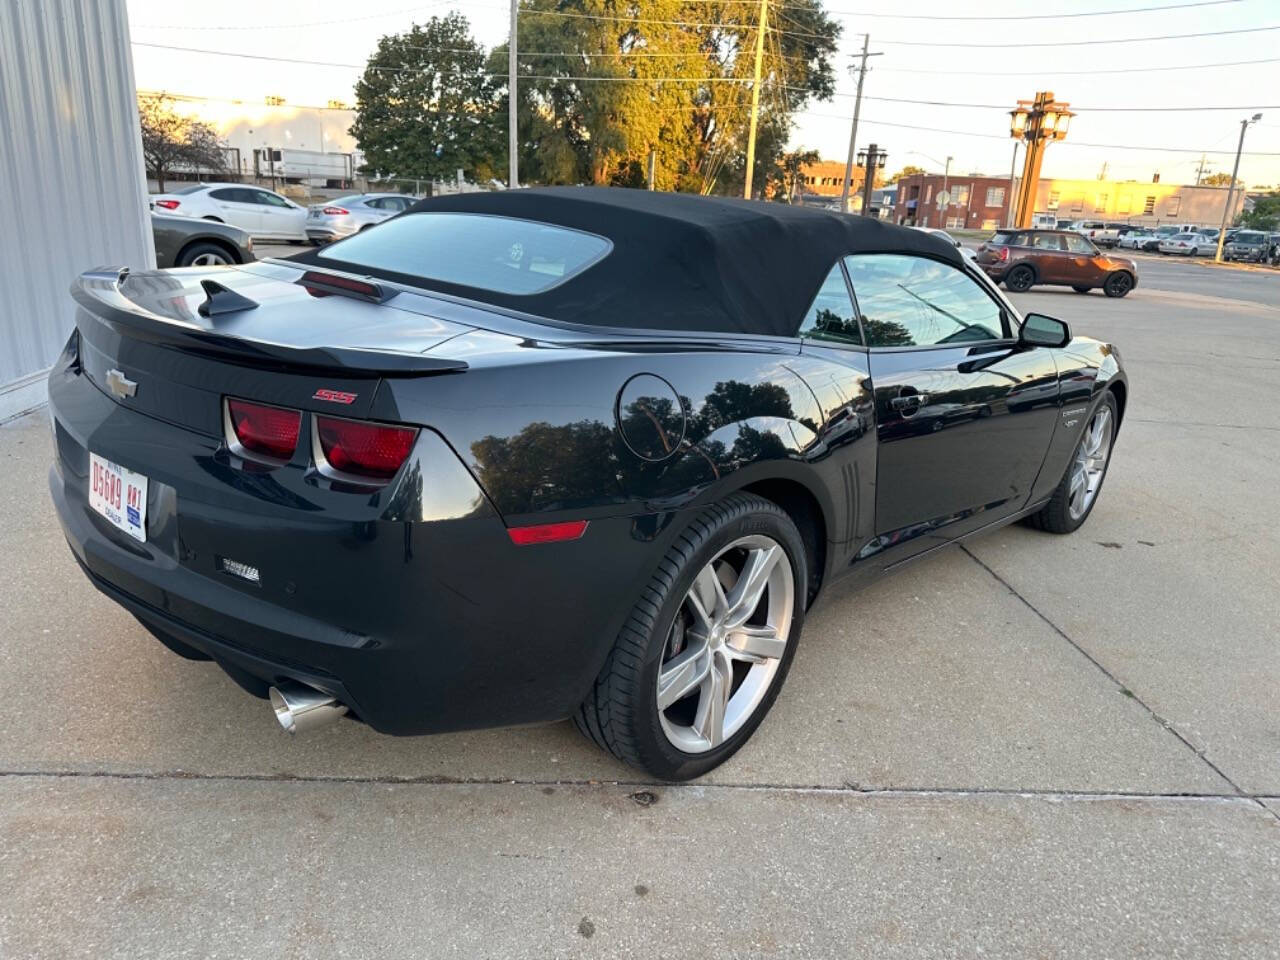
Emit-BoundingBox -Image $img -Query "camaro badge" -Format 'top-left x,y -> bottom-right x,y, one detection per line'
105,369 -> 137,400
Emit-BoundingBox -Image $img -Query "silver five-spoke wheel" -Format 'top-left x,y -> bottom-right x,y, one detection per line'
189,250 -> 231,266
657,534 -> 795,753
1068,405 -> 1113,520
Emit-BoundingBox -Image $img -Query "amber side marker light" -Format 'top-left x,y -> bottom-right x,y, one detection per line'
507,520 -> 590,546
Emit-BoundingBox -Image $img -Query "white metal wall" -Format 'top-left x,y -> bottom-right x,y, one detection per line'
0,0 -> 154,421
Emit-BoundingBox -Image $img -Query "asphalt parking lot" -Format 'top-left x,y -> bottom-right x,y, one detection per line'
2,254 -> 1277,957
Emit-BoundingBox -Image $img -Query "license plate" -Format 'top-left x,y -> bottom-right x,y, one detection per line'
309,210 -> 320,218
89,453 -> 148,542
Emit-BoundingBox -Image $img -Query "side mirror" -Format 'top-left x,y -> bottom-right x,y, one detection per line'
1020,313 -> 1071,349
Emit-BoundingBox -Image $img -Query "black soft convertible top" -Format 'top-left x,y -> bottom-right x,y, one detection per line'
301,186 -> 962,338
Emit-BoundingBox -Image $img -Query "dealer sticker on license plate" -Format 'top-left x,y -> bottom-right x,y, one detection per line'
89,453 -> 148,543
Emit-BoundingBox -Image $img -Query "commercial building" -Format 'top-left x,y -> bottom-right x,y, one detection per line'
894,172 -> 1248,232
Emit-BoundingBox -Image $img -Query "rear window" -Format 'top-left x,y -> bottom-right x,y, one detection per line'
1235,231 -> 1265,243
317,212 -> 612,295
174,184 -> 207,195
990,231 -> 1027,246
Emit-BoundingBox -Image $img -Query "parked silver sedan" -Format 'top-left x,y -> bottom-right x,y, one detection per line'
304,193 -> 417,243
1157,233 -> 1214,256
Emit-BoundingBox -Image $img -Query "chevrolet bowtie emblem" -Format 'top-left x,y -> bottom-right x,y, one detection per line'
105,368 -> 137,400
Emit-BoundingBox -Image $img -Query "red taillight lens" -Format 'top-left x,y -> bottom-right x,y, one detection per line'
321,206 -> 349,215
997,246 -> 1009,262
507,520 -> 589,546
227,399 -> 301,461
155,199 -> 180,210
316,416 -> 417,481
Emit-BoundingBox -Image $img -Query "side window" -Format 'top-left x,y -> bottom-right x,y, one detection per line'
1064,234 -> 1094,254
797,264 -> 862,346
365,197 -> 387,210
209,188 -> 238,202
844,254 -> 1007,348
256,191 -> 291,207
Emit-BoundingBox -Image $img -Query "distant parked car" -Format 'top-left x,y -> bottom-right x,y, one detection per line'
1070,220 -> 1119,248
151,213 -> 254,268
913,226 -> 978,262
1158,233 -> 1213,256
1223,230 -> 1275,263
976,228 -> 1137,297
149,183 -> 308,241
304,193 -> 417,244
1117,230 -> 1160,252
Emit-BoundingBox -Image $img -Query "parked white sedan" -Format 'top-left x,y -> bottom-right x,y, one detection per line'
149,183 -> 308,241
1157,233 -> 1214,256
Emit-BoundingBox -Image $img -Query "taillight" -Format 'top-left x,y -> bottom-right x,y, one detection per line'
997,246 -> 1009,262
226,398 -> 302,461
321,206 -> 349,215
315,415 -> 417,481
155,199 -> 180,210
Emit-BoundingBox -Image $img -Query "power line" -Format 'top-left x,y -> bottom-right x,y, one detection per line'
872,56 -> 1280,77
131,43 -> 1280,117
876,24 -> 1279,47
811,0 -> 1240,18
794,109 -> 1280,156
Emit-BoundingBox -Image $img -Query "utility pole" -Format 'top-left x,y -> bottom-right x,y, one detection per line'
1006,140 -> 1019,227
1009,92 -> 1074,229
840,35 -> 879,213
1194,154 -> 1209,185
742,0 -> 768,200
938,155 -> 952,227
508,0 -> 519,189
1215,113 -> 1261,263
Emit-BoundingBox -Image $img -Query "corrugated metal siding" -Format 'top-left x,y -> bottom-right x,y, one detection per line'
0,0 -> 153,416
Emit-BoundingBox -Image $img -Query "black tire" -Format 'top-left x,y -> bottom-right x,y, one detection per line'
575,493 -> 807,781
1072,285 -> 1091,294
1026,392 -> 1118,535
1103,271 -> 1133,298
175,241 -> 237,267
1004,264 -> 1035,292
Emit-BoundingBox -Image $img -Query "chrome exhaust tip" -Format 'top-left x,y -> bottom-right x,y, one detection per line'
269,682 -> 348,735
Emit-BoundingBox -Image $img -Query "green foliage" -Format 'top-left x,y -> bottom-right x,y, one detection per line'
350,13 -> 504,184
1240,192 -> 1280,230
1200,172 -> 1235,188
489,0 -> 838,192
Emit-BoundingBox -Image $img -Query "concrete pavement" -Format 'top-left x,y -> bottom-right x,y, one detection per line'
1,255 -> 1277,957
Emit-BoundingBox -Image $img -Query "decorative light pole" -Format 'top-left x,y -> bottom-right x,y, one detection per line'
1008,92 -> 1074,228
857,144 -> 886,218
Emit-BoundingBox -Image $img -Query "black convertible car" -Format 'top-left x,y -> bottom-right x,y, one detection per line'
49,188 -> 1126,780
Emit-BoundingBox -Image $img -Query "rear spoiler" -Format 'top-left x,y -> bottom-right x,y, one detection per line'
71,268 -> 468,377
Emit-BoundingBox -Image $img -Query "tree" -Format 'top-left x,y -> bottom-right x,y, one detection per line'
772,148 -> 819,203
887,165 -> 926,185
1240,192 -> 1280,230
1201,172 -> 1236,188
138,94 -> 227,192
497,0 -> 839,193
351,13 -> 504,186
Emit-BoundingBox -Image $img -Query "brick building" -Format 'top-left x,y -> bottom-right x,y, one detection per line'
894,172 -> 1247,231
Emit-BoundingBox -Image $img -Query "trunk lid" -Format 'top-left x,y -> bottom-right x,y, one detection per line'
72,260 -> 475,437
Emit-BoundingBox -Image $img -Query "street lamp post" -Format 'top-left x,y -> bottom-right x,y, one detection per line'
856,144 -> 886,218
1008,92 -> 1074,229
1214,113 -> 1261,263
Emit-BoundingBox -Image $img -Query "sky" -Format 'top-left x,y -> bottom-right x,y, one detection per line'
126,0 -> 1280,188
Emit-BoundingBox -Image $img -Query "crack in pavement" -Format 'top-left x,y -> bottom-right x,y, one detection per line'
1130,417 -> 1280,433
960,545 -> 1280,823
0,768 -> 1277,808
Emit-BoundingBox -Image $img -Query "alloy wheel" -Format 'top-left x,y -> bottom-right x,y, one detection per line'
1068,405 -> 1113,520
657,535 -> 795,754
190,251 -> 231,266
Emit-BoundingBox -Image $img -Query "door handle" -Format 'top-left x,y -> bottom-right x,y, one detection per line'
890,393 -> 928,411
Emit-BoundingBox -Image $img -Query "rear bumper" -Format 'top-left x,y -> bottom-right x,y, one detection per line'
47,355 -> 664,736
305,222 -> 356,242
